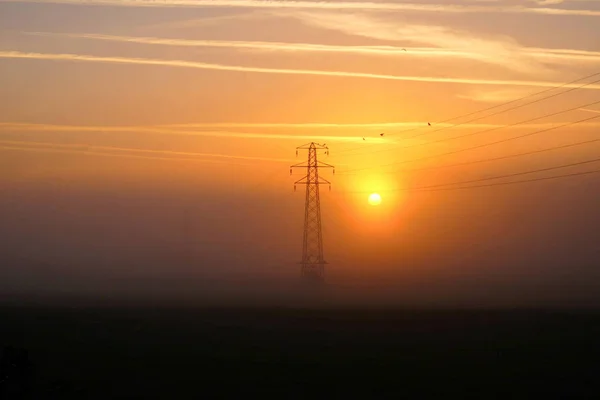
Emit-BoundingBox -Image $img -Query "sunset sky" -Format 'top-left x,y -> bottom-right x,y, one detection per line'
1,0 -> 600,307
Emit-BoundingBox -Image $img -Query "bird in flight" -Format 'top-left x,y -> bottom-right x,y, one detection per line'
380,133 -> 384,137
428,122 -> 431,126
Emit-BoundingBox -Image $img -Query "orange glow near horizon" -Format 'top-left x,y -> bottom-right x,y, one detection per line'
1,0 -> 600,298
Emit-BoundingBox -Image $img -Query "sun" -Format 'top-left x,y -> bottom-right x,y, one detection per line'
368,193 -> 382,206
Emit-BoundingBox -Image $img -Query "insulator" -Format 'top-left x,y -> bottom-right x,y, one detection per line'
290,168 -> 292,175
333,168 -> 335,175
329,185 -> 331,191
296,150 -> 298,156
294,185 -> 297,191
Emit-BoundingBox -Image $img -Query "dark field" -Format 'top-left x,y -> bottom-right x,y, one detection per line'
1,304 -> 600,399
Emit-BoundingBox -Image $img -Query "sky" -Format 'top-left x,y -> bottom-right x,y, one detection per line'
1,0 -> 600,308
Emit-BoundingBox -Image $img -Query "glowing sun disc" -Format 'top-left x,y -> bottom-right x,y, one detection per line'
368,193 -> 382,206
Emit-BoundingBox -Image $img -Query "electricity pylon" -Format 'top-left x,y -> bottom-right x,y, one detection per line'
290,142 -> 334,282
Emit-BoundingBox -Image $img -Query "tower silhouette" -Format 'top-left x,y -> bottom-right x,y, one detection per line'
290,143 -> 334,282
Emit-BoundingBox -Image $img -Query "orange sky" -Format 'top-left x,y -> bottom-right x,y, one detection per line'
1,0 -> 600,306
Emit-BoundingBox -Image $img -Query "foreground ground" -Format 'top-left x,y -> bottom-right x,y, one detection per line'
1,304 -> 599,398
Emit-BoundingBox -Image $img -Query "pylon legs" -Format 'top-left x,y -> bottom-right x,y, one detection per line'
301,262 -> 325,282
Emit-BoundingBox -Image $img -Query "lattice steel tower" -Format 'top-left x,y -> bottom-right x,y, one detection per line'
290,143 -> 334,282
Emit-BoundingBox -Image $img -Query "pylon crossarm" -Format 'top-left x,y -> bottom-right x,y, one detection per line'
290,162 -> 308,169
290,163 -> 334,169
316,161 -> 335,168
294,177 -> 331,185
296,142 -> 329,150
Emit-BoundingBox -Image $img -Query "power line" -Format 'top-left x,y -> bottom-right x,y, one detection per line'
334,70 -> 600,155
340,113 -> 600,174
394,75 -> 600,142
339,167 -> 600,194
414,168 -> 600,193
340,98 -> 600,163
411,157 -> 600,190
386,137 -> 600,174
402,71 -> 600,132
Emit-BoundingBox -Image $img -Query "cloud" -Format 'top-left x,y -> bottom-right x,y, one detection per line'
274,11 -> 557,75
143,10 -> 268,30
0,139 -> 298,163
579,108 -> 600,114
457,88 -> 543,103
3,0 -> 600,17
159,122 -> 600,130
4,121 -> 600,136
20,140 -> 294,161
0,143 -> 258,166
2,50 -> 600,90
28,31 -> 419,56
529,48 -> 600,63
28,32 -> 600,68
531,0 -> 564,4
0,122 -> 370,142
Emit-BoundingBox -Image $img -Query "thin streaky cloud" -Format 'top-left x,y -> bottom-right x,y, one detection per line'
4,122 -> 600,138
0,121 -> 412,130
2,51 -> 600,90
0,145 -> 258,166
28,32 -> 600,66
143,10 -> 268,30
529,49 -> 600,63
530,0 -> 564,4
0,139 -> 294,163
276,11 -> 559,75
26,32 -> 451,55
2,0 -> 600,17
579,108 -> 600,114
0,122 -> 368,142
159,122 -> 499,129
457,88 -> 538,104
528,0 -> 600,3
161,122 -> 600,131
540,48 -> 600,57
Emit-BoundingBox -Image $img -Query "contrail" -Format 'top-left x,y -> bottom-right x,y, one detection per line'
158,122 -> 494,129
0,144 -> 259,166
27,32 -> 600,64
0,139 -> 294,163
0,121 -> 424,130
2,51 -> 600,90
3,121 -> 600,135
579,108 -> 600,114
2,0 -> 600,17
0,122 -> 368,141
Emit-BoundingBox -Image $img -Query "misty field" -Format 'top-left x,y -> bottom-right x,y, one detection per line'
1,306 -> 599,398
